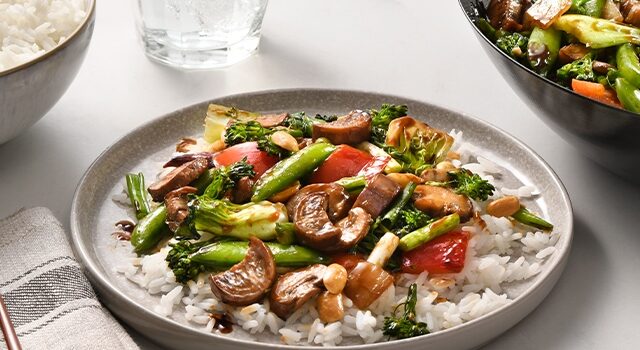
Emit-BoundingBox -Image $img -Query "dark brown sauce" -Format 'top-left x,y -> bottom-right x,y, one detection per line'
210,312 -> 234,334
112,220 -> 136,241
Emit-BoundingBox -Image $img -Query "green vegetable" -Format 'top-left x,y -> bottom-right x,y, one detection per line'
203,158 -> 256,199
557,54 -> 595,84
496,32 -> 529,59
191,241 -> 329,267
424,170 -> 495,201
528,26 -> 562,77
384,121 -> 454,175
166,240 -> 211,283
334,176 -> 367,194
511,207 -> 554,231
616,44 -> 640,88
203,104 -> 259,143
614,77 -> 640,112
399,213 -> 460,251
191,198 -> 287,240
554,15 -> 640,49
130,205 -> 171,253
380,182 -> 418,229
275,222 -> 296,245
383,283 -> 429,339
224,121 -> 291,158
569,0 -> 605,18
476,18 -> 497,42
125,172 -> 151,220
448,170 -> 495,201
282,111 -> 333,137
396,205 -> 432,235
369,104 -> 409,146
252,142 -> 336,202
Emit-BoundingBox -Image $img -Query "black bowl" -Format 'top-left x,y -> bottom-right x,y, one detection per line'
459,0 -> 640,181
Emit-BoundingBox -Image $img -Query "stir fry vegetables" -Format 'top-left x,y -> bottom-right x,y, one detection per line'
480,0 -> 640,113
118,102 -> 556,340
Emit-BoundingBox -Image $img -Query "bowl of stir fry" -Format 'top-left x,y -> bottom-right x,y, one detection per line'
459,0 -> 640,181
69,90 -> 572,349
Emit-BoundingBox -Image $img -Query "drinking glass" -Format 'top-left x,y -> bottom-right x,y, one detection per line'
134,0 -> 269,69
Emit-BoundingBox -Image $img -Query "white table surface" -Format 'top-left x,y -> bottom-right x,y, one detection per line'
1,0 -> 639,349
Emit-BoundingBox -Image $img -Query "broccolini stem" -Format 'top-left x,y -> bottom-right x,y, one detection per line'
399,213 -> 460,251
334,176 -> 366,193
511,207 -> 554,231
125,173 -> 151,220
381,182 -> 417,227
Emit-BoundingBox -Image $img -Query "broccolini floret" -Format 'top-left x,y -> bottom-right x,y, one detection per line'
224,121 -> 291,157
557,54 -> 596,84
496,32 -> 529,59
369,104 -> 409,146
166,240 -> 211,284
383,283 -> 430,339
203,158 -> 255,199
448,170 -> 495,201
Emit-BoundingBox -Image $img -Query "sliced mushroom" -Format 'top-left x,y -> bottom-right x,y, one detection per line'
230,176 -> 254,204
604,0 -> 624,22
269,264 -> 327,319
312,110 -> 372,145
413,185 -> 474,223
334,207 -> 371,250
255,113 -> 288,128
293,193 -> 342,249
622,0 -> 640,26
209,237 -> 276,306
343,261 -> 394,310
163,152 -> 215,168
523,0 -> 572,29
487,0 -> 525,31
352,174 -> 401,218
558,43 -> 590,64
148,158 -> 209,202
287,183 -> 351,223
164,186 -> 197,232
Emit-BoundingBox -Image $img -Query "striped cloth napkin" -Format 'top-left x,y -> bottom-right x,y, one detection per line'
0,207 -> 138,350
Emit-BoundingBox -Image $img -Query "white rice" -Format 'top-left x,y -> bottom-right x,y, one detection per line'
0,0 -> 86,71
113,130 -> 561,346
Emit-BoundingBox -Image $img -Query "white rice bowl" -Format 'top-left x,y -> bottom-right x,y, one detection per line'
109,130 -> 563,346
0,0 -> 87,72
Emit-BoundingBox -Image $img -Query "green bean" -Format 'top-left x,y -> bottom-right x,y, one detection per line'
190,241 -> 329,267
616,44 -> 640,88
399,213 -> 460,251
528,26 -> 562,77
125,173 -> 151,220
252,142 -> 336,202
511,207 -> 554,231
130,205 -> 170,253
335,176 -> 367,194
614,77 -> 640,113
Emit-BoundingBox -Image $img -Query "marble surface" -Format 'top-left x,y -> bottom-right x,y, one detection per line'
0,0 -> 638,349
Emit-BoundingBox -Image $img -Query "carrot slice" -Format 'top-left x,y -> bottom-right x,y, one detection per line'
571,79 -> 623,109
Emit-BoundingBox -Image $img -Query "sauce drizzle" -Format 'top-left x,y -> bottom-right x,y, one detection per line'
210,312 -> 234,334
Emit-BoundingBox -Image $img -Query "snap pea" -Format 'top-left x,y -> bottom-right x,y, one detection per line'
616,44 -> 640,88
528,26 -> 562,77
569,0 -> 605,18
275,222 -> 296,245
334,176 -> 366,194
130,205 -> 171,253
511,207 -> 554,231
190,241 -> 329,267
125,173 -> 151,220
614,77 -> 640,113
251,141 -> 336,202
399,213 -> 460,252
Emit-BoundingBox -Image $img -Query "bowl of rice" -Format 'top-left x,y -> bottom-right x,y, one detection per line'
0,0 -> 96,144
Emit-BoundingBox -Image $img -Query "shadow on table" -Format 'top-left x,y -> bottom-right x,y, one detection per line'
481,214 -> 609,349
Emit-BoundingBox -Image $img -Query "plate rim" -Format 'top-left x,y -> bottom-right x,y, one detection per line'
69,88 -> 574,349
